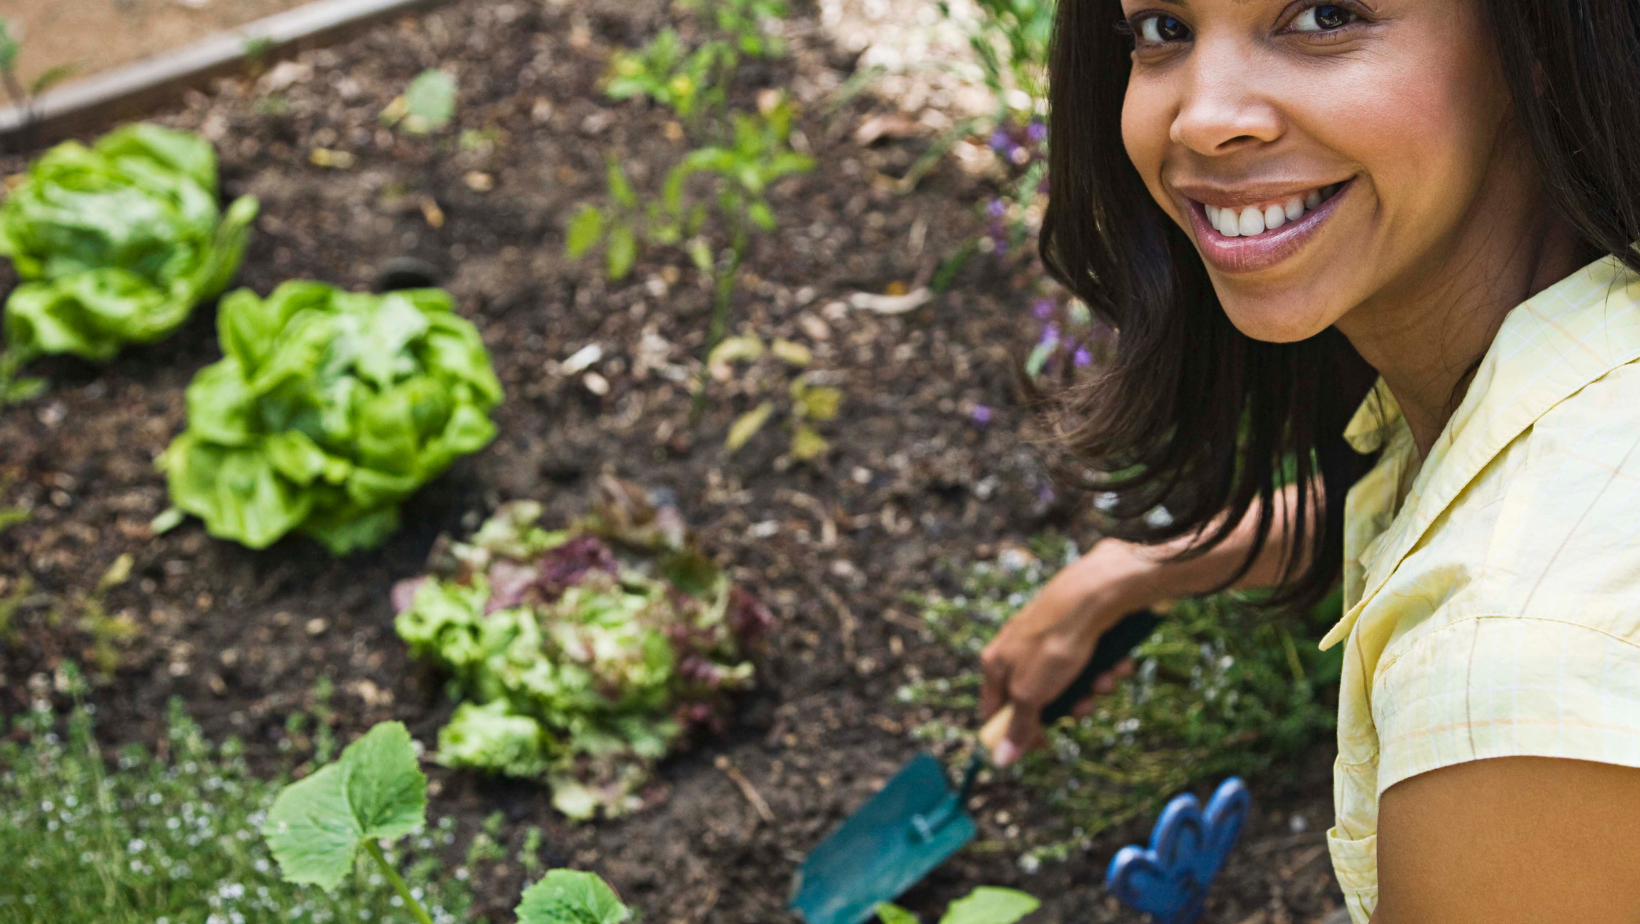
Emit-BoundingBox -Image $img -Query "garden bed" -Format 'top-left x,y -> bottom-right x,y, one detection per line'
0,0 -> 1344,921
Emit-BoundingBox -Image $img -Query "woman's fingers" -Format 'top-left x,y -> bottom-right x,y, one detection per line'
1114,657 -> 1136,677
1071,662 -> 1140,718
1072,697 -> 1096,718
978,643 -> 1008,720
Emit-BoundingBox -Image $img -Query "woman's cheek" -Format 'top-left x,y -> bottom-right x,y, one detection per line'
1121,79 -> 1173,211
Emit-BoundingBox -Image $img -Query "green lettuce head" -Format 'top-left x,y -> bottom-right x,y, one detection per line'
160,281 -> 503,553
0,123 -> 259,362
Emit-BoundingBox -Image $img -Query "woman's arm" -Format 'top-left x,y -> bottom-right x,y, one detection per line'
980,480 -> 1317,764
1374,757 -> 1640,923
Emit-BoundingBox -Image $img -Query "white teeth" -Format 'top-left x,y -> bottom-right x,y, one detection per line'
1205,185 -> 1337,238
1238,206 -> 1265,236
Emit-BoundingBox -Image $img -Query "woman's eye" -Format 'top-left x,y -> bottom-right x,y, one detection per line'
1292,4 -> 1356,31
1138,14 -> 1191,44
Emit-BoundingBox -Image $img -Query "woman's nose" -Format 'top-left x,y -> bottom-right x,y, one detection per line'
1169,40 -> 1286,155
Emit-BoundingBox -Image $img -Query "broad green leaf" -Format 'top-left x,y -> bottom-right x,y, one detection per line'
748,199 -> 776,232
606,158 -> 638,209
262,722 -> 428,890
606,223 -> 637,280
402,69 -> 457,134
149,506 -> 185,535
567,206 -> 604,258
789,424 -> 829,461
262,762 -> 361,889
938,887 -> 1040,924
877,904 -> 921,924
725,401 -> 774,452
515,869 -> 631,924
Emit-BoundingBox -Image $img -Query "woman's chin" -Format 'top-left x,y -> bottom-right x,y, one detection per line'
1219,299 -> 1339,345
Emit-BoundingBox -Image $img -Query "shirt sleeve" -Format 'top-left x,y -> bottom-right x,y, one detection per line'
1371,614 -> 1640,796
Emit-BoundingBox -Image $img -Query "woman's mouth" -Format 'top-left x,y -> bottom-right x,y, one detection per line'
1185,179 -> 1352,274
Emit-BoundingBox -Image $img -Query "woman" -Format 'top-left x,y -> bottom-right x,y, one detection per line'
979,1 -> 1640,920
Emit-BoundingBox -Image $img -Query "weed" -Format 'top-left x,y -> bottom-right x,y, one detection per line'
712,331 -> 844,462
381,70 -> 458,135
877,886 -> 1039,924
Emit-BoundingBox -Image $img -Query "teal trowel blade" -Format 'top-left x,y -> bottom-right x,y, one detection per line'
790,752 -> 977,924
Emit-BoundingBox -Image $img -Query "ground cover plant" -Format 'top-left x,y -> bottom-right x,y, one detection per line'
157,281 -> 503,553
878,886 -> 1040,924
393,480 -> 773,819
0,674 -> 477,924
904,538 -> 1343,865
0,123 -> 257,384
264,720 -> 630,924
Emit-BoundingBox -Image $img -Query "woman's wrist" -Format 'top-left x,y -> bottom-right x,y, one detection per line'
1066,538 -> 1167,632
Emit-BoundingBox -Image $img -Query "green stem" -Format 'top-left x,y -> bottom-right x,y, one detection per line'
365,840 -> 436,924
689,218 -> 747,427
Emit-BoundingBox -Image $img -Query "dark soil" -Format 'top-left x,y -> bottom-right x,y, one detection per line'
0,1 -> 1344,922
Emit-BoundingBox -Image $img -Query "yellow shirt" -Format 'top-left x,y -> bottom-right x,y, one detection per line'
1324,255 -> 1640,923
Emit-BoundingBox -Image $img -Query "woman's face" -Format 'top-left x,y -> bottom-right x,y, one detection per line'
1119,0 -> 1525,342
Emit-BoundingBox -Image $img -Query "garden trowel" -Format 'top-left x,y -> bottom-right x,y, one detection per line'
790,608 -> 1163,924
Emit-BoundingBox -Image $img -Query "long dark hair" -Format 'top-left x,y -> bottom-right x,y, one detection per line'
1038,0 -> 1640,611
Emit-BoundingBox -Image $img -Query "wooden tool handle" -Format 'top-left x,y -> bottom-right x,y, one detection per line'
979,608 -> 1163,753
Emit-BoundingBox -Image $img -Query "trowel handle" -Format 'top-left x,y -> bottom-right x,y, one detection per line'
979,608 -> 1162,751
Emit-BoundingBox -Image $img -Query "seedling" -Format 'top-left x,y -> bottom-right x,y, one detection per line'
0,17 -> 76,111
381,69 -> 458,135
875,886 -> 1040,924
605,29 -> 730,126
676,0 -> 790,59
566,100 -> 814,423
263,721 -> 632,924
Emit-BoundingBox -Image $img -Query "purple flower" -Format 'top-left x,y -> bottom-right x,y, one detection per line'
971,405 -> 993,427
989,128 -> 1014,153
1039,323 -> 1060,346
987,198 -> 1008,219
1074,346 -> 1093,367
1032,298 -> 1054,320
1036,482 -> 1057,504
1026,120 -> 1048,144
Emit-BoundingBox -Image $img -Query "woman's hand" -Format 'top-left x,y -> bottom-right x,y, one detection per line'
979,540 -> 1151,766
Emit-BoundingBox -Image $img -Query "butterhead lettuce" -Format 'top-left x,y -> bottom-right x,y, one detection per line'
160,281 -> 503,553
0,123 -> 258,361
393,483 -> 773,818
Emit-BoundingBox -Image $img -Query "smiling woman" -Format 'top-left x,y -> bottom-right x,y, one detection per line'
974,0 -> 1640,922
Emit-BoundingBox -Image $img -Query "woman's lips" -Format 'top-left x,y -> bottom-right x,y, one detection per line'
1186,178 -> 1353,275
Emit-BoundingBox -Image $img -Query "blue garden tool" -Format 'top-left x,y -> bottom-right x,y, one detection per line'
791,608 -> 1163,924
1105,776 -> 1252,924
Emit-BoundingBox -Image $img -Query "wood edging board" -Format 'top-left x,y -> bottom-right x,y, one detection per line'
0,0 -> 450,144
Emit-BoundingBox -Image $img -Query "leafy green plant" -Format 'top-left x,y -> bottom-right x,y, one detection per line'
263,721 -> 631,924
605,29 -> 729,125
0,123 -> 258,371
903,537 -> 1342,865
877,887 -> 1040,924
394,484 -> 772,819
567,102 -> 813,422
0,18 -> 75,110
0,688 -> 478,924
713,332 -> 844,462
381,69 -> 458,135
156,281 -> 503,554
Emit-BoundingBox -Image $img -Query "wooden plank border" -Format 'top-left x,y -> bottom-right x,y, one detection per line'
0,0 -> 449,144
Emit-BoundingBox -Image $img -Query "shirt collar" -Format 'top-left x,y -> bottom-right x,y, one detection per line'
1321,255 -> 1640,649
